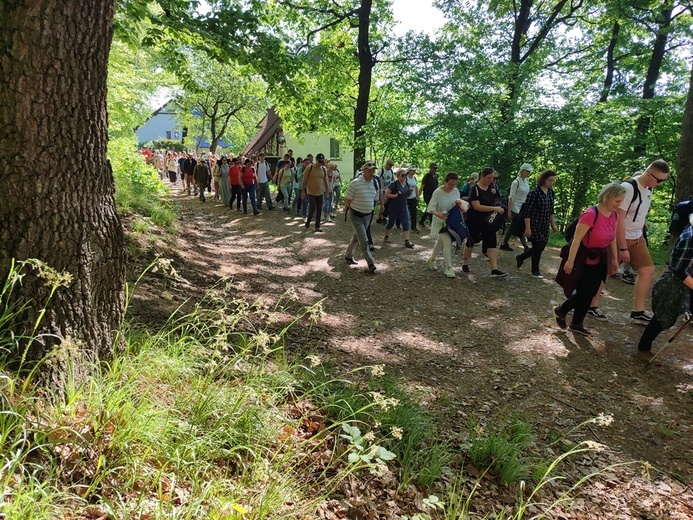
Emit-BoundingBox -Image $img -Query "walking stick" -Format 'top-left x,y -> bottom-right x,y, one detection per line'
646,315 -> 692,366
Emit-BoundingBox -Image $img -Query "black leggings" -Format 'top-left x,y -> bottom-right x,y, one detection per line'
558,263 -> 606,326
517,239 -> 547,273
407,198 -> 418,231
229,185 -> 241,209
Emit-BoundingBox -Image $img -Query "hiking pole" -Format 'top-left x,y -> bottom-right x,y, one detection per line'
646,315 -> 692,366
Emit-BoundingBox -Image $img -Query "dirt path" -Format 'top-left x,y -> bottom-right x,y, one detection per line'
130,189 -> 693,518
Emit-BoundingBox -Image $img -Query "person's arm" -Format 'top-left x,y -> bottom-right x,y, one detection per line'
564,222 -> 590,274
616,206 -> 629,263
322,167 -> 329,194
385,185 -> 399,199
608,238 -> 619,276
507,180 -> 518,217
550,214 -> 558,233
471,200 -> 504,213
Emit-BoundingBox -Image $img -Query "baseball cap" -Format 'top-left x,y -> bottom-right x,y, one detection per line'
362,161 -> 377,170
520,163 -> 533,172
430,162 -> 438,169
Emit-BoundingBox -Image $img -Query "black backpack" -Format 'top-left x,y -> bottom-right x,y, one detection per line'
669,197 -> 693,236
564,205 -> 598,242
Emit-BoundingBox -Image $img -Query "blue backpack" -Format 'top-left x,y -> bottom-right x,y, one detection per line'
669,197 -> 693,236
441,205 -> 468,246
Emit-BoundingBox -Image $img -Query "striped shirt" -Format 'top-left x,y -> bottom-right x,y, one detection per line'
345,175 -> 378,214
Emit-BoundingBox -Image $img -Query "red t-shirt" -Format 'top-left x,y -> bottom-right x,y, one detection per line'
580,207 -> 617,264
229,165 -> 242,186
241,167 -> 256,186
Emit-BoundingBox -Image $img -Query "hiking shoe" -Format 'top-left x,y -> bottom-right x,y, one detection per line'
491,269 -> 507,278
500,244 -> 514,252
412,228 -> 420,234
462,265 -> 470,273
444,268 -> 455,278
569,323 -> 594,337
404,240 -> 415,249
369,244 -> 375,251
630,311 -> 652,324
554,306 -> 567,329
587,307 -> 608,321
345,257 -> 358,265
253,211 -> 260,216
621,272 -> 636,284
314,227 -> 323,233
632,350 -> 663,366
515,255 -> 523,269
531,272 -> 544,279
384,236 -> 390,243
426,259 -> 436,271
367,264 -> 377,273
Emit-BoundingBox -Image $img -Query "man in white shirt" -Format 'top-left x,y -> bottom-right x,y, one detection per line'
500,163 -> 532,251
255,153 -> 274,210
344,161 -> 380,272
616,159 -> 670,324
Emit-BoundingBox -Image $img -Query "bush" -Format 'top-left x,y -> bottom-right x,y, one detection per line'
109,137 -> 175,229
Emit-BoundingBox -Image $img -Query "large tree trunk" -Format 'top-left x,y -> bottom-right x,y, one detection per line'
0,1 -> 125,380
633,7 -> 672,158
353,0 -> 373,174
599,21 -> 620,103
676,59 -> 693,202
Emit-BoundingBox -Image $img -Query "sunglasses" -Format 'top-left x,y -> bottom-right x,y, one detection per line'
647,170 -> 666,184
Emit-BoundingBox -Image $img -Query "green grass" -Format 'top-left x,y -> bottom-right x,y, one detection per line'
0,260 -> 632,519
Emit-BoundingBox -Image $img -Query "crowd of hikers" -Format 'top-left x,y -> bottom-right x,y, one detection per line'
143,148 -> 692,366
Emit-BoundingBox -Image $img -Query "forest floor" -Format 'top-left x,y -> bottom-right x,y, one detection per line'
127,187 -> 693,519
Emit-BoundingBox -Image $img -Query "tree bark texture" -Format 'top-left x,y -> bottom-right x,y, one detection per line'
0,0 -> 125,375
353,0 -> 373,174
599,21 -> 620,103
633,7 -> 672,158
676,60 -> 693,202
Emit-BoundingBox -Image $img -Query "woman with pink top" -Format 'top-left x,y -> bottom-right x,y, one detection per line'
554,182 -> 624,336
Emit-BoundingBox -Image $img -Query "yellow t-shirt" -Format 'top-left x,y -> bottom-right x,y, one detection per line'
302,164 -> 326,196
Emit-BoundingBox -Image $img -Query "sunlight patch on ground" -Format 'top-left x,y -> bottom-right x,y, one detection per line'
319,311 -> 356,330
243,229 -> 268,237
505,333 -> 570,363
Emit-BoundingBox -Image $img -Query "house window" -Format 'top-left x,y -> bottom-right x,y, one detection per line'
330,138 -> 340,159
174,131 -> 179,139
166,131 -> 172,139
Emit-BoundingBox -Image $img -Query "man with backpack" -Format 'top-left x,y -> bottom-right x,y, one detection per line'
418,163 -> 439,228
616,159 -> 670,324
255,153 -> 274,210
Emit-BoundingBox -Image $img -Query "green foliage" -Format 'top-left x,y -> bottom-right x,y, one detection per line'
109,137 -> 175,228
467,415 -> 534,484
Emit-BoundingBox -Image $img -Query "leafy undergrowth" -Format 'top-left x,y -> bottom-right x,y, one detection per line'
1,260 -> 687,519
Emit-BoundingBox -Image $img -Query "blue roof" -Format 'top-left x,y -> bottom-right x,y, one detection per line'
195,137 -> 232,148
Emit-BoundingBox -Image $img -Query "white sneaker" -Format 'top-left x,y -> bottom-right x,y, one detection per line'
427,259 -> 436,271
444,268 -> 455,278
326,216 -> 332,222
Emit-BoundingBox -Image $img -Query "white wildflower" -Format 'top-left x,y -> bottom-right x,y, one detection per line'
308,302 -> 325,324
306,355 -> 322,368
363,431 -> 376,442
583,440 -> 607,452
390,426 -> 403,440
369,365 -> 385,377
594,413 -> 614,427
